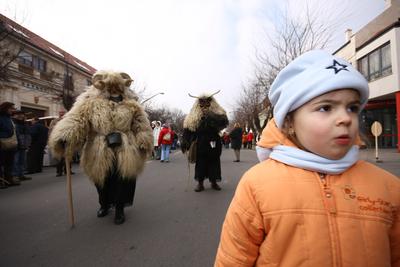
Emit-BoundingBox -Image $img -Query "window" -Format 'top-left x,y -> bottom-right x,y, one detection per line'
33,56 -> 46,72
357,42 -> 392,81
381,44 -> 391,76
18,52 -> 47,72
18,51 -> 33,66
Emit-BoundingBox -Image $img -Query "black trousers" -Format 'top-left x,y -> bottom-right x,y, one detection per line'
194,156 -> 221,183
96,168 -> 137,209
26,146 -> 44,173
0,149 -> 16,179
56,157 -> 72,175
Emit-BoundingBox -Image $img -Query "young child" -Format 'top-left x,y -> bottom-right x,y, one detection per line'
214,50 -> 400,266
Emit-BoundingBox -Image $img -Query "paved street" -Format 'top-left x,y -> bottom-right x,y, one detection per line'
0,148 -> 258,267
359,148 -> 400,177
0,148 -> 398,267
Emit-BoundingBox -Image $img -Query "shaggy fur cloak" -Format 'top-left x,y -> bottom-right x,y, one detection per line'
181,92 -> 228,182
48,71 -> 153,186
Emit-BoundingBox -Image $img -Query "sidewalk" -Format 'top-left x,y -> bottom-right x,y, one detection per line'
359,148 -> 400,177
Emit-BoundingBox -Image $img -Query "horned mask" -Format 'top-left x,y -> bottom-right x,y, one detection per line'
188,90 -> 221,111
183,90 -> 227,131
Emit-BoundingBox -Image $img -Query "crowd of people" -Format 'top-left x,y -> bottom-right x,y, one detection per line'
221,128 -> 255,150
151,121 -> 177,163
0,102 -> 49,189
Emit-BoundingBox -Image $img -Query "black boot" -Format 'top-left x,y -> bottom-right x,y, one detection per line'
114,206 -> 125,225
97,206 -> 109,218
211,182 -> 221,191
6,177 -> 20,186
194,181 -> 204,192
0,179 -> 8,189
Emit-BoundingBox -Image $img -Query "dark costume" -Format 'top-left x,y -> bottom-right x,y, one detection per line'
181,92 -> 228,191
26,120 -> 48,174
183,114 -> 227,182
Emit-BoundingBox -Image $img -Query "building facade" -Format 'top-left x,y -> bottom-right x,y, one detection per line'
334,0 -> 400,150
0,13 -> 96,119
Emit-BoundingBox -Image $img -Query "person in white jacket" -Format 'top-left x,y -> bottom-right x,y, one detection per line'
153,121 -> 162,160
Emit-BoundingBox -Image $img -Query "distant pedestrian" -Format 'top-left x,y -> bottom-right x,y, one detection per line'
222,132 -> 230,148
215,50 -> 400,266
170,127 -> 177,150
242,131 -> 248,149
158,124 -> 173,162
153,121 -> 162,160
12,110 -> 32,181
0,102 -> 19,188
26,117 -> 48,174
49,110 -> 74,177
150,121 -> 156,158
229,123 -> 242,162
247,130 -> 254,149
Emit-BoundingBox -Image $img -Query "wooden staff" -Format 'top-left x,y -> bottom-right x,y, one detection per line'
65,157 -> 75,228
186,159 -> 191,192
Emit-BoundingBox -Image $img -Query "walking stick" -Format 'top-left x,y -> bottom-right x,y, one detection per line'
186,159 -> 191,192
65,157 -> 75,228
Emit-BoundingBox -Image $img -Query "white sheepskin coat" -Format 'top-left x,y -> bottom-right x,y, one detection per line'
48,71 -> 153,186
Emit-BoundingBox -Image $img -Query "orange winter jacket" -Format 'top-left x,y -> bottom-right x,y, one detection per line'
215,119 -> 400,267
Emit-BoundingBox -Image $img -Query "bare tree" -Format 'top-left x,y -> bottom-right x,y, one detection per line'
0,20 -> 25,81
232,81 -> 269,134
234,2 -> 342,133
146,105 -> 186,134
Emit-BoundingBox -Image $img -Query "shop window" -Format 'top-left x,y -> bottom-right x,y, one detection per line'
357,42 -> 392,81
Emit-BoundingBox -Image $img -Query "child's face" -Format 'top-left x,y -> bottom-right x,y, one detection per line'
291,89 -> 361,160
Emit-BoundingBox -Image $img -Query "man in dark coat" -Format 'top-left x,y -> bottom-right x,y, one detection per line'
0,102 -> 19,188
26,117 -> 49,174
181,91 -> 228,192
229,122 -> 243,162
12,110 -> 32,181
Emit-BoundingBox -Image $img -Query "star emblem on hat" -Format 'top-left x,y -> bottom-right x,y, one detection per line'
326,59 -> 349,74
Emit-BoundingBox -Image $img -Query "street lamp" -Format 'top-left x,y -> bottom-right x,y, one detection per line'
141,92 -> 165,104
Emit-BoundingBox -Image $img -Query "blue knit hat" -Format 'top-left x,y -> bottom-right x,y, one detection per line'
269,50 -> 369,129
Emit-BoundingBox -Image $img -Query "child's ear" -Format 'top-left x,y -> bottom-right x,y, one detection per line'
282,114 -> 294,136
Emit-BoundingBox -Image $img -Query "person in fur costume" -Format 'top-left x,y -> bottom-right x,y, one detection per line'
48,71 -> 153,225
181,91 -> 228,192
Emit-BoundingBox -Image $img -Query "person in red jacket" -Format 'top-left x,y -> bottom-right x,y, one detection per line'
158,124 -> 173,162
247,130 -> 254,149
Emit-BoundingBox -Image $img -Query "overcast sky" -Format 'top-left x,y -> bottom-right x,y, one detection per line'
1,0 -> 385,114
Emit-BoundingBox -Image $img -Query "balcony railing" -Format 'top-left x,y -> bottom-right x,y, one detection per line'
18,64 -> 34,75
40,71 -> 53,81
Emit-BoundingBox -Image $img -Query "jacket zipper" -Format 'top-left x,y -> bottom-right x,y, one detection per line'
319,173 -> 341,267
